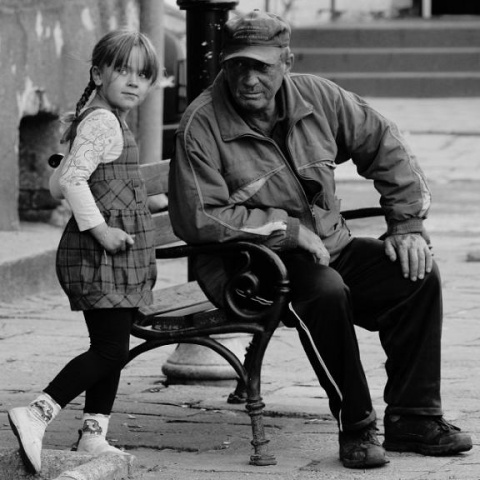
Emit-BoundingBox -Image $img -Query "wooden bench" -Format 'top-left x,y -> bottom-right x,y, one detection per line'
127,160 -> 385,467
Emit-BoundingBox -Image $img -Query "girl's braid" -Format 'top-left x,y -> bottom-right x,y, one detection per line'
60,76 -> 97,145
74,78 -> 96,118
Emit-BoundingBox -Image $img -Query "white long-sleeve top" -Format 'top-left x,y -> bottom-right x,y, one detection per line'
50,109 -> 124,231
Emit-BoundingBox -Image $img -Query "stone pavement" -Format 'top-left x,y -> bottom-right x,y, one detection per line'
0,97 -> 479,479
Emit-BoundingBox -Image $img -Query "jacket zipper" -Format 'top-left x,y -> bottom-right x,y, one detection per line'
283,127 -> 321,238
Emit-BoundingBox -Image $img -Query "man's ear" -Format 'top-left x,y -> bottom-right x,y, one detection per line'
91,66 -> 103,87
284,52 -> 294,74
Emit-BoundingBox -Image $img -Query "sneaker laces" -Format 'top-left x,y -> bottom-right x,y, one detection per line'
342,422 -> 381,446
361,424 -> 381,445
433,417 -> 461,433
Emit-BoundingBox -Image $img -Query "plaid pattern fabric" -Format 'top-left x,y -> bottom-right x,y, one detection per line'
56,109 -> 157,310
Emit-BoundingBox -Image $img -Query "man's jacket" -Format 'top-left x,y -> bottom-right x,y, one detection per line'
169,71 -> 431,303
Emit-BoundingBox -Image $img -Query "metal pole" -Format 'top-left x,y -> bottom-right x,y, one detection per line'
177,0 -> 238,280
163,0 -> 245,385
177,0 -> 239,104
422,0 -> 432,18
138,0 -> 165,164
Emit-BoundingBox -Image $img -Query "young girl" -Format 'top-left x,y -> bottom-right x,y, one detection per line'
8,29 -> 160,474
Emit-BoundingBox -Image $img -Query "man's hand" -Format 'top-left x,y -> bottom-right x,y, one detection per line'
384,233 -> 433,281
297,225 -> 330,266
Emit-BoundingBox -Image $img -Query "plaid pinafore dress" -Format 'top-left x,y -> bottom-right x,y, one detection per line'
56,108 -> 157,311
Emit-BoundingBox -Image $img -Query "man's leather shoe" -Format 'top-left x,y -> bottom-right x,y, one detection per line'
383,415 -> 472,456
339,421 -> 389,469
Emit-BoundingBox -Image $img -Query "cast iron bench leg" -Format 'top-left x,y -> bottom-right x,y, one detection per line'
247,396 -> 276,465
245,332 -> 277,466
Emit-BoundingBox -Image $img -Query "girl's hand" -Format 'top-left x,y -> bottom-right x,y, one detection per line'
90,223 -> 135,254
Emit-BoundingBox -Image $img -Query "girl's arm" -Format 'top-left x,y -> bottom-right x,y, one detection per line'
59,109 -> 133,252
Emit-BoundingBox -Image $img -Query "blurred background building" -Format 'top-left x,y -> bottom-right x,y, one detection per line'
233,0 -> 480,24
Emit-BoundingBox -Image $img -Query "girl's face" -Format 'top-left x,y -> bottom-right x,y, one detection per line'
92,46 -> 153,117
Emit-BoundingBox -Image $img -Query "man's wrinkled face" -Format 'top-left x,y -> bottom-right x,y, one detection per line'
223,56 -> 290,114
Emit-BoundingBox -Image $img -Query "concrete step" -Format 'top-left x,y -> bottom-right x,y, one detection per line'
291,20 -> 480,48
0,448 -> 133,480
316,71 -> 480,97
293,47 -> 480,73
290,19 -> 480,97
0,223 -> 62,303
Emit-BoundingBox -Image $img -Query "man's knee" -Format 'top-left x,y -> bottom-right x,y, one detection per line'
408,259 -> 442,299
294,266 -> 349,304
426,259 -> 441,288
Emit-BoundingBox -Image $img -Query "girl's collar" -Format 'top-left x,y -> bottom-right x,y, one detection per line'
88,96 -> 128,122
82,102 -> 127,127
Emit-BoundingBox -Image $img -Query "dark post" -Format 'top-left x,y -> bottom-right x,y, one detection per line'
177,0 -> 238,283
177,0 -> 238,103
163,0 -> 249,389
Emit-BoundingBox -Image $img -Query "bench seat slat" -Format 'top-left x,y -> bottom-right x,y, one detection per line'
152,305 -> 226,332
136,281 -> 228,336
139,281 -> 210,318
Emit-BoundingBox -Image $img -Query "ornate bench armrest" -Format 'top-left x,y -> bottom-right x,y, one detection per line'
155,241 -> 290,324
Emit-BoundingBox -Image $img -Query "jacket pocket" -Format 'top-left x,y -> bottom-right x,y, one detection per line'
299,159 -> 337,210
313,197 -> 342,238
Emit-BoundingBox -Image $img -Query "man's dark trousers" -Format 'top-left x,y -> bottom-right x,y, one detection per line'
282,237 -> 443,431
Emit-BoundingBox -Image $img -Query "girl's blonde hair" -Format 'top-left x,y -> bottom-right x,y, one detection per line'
62,29 -> 160,144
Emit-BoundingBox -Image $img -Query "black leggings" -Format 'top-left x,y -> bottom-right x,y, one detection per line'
44,308 -> 135,415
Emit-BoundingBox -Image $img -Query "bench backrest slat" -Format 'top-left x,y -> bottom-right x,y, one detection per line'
141,160 -> 182,248
142,159 -> 170,195
151,211 -> 179,246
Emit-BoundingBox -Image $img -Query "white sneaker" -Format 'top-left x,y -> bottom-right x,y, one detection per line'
74,413 -> 130,457
76,431 -> 129,456
8,406 -> 46,473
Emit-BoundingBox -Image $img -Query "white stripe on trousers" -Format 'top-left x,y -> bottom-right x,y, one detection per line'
288,302 -> 344,431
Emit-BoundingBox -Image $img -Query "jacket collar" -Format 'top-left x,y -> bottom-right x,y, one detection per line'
212,71 -> 313,142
